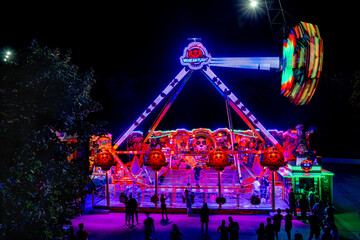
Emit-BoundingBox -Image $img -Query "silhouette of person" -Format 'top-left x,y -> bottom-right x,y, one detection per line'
324,201 -> 335,223
288,188 -> 297,217
128,194 -> 138,227
265,217 -> 275,240
294,231 -> 303,240
312,200 -> 325,230
217,219 -> 229,240
200,203 -> 210,235
124,195 -> 130,225
170,224 -> 183,240
144,213 -> 155,240
194,164 -> 202,187
299,194 -> 309,222
228,216 -> 239,240
320,226 -> 333,240
308,212 -> 321,240
256,222 -> 266,240
160,194 -> 169,220
284,208 -> 292,240
329,223 -> 340,240
68,226 -> 77,240
76,223 -> 89,240
273,208 -> 283,240
308,191 -> 316,214
184,189 -> 192,216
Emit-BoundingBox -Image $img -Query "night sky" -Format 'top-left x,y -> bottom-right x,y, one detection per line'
1,1 -> 359,158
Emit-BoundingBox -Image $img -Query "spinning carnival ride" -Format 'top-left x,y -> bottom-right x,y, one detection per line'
90,21 -> 327,210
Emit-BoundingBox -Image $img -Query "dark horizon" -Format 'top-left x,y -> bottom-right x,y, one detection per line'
1,0 -> 359,158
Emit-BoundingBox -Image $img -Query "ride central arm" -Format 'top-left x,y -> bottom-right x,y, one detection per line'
201,66 -> 283,152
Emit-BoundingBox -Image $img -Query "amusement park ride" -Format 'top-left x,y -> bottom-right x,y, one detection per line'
90,21 -> 333,211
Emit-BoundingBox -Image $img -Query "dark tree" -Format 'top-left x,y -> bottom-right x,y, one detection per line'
0,41 -> 105,239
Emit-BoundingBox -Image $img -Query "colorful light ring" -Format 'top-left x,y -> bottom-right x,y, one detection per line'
281,22 -> 323,105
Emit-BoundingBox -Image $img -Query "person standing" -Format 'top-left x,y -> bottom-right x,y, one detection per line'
144,213 -> 155,240
124,195 -> 130,225
256,222 -> 266,240
299,194 -> 309,223
193,164 -> 202,187
228,216 -> 239,240
160,194 -> 169,220
67,226 -> 77,240
264,217 -> 275,240
184,189 -> 192,216
253,177 -> 261,196
324,201 -> 335,223
76,223 -> 89,240
128,194 -> 138,227
308,212 -> 321,240
273,208 -> 283,240
294,232 -> 303,240
320,226 -> 333,240
329,223 -> 340,240
217,219 -> 229,240
200,203 -> 210,235
284,208 -> 292,240
308,190 -> 316,214
313,200 -> 325,230
288,188 -> 297,217
170,224 -> 183,240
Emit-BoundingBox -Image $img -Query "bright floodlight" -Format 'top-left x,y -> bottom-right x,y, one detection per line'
250,0 -> 258,8
6,51 -> 11,55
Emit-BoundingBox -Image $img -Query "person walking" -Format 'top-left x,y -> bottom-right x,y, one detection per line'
217,219 -> 229,240
284,208 -> 292,240
160,194 -> 169,220
76,223 -> 89,240
264,217 -> 275,240
170,224 -> 183,240
200,203 -> 210,235
228,216 -> 239,240
299,194 -> 309,223
184,189 -> 192,216
256,222 -> 266,240
144,212 -> 155,240
273,208 -> 283,240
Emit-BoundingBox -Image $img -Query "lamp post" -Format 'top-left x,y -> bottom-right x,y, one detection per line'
261,147 -> 284,210
207,148 -> 231,209
145,149 -> 168,208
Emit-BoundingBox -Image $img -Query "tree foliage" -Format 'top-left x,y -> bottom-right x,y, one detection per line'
0,41 -> 105,239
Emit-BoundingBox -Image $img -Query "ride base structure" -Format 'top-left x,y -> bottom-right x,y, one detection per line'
89,24 -> 332,213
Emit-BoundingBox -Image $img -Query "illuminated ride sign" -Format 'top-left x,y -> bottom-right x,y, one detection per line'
301,159 -> 313,173
180,42 -> 211,70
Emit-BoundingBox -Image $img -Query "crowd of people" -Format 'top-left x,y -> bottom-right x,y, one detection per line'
66,188 -> 341,240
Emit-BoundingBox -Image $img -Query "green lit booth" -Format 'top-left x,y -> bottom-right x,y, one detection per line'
278,163 -> 334,205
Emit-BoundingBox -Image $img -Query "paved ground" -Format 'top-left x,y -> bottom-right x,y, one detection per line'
70,163 -> 360,239
71,212 -> 309,240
